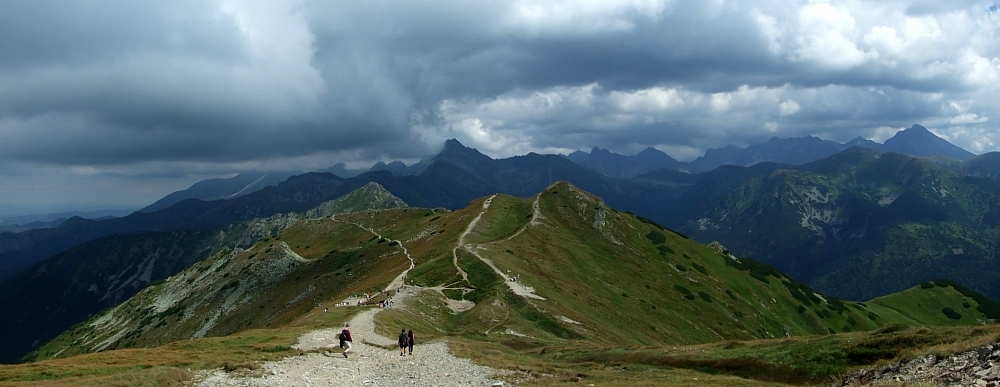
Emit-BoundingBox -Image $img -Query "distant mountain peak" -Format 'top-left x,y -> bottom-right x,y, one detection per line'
564,145 -> 681,178
442,138 -> 470,152
590,147 -> 614,156
436,139 -> 490,160
883,124 -> 974,159
636,147 -> 663,156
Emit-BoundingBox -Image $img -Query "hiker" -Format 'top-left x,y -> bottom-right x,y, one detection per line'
407,329 -> 415,355
398,329 -> 408,356
340,323 -> 353,358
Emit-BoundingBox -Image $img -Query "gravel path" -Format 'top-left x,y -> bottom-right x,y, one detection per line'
185,210 -> 526,387
187,270 -> 510,387
191,340 -> 506,387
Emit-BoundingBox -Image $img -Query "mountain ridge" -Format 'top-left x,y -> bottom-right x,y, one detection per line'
140,171 -> 301,213
29,182 -> 997,365
568,124 -> 977,177
679,147 -> 1000,301
0,183 -> 409,364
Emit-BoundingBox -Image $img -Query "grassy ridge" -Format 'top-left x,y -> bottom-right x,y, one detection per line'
13,181 -> 1000,386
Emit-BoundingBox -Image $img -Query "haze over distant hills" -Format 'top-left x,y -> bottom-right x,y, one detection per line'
127,124 -> 980,224
569,124 -> 977,178
0,208 -> 135,234
139,171 -> 303,213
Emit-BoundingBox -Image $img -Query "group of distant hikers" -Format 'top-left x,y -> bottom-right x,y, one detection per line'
336,323 -> 415,358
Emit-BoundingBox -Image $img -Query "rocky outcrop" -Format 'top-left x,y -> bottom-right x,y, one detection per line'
838,343 -> 1000,386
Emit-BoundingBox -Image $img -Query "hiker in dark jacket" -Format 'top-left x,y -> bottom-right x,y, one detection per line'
407,329 -> 415,355
340,323 -> 353,358
398,329 -> 408,356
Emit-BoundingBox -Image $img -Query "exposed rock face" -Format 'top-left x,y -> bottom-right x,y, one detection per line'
838,343 -> 1000,386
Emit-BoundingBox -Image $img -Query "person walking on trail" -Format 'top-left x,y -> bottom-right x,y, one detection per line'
398,329 -> 408,356
340,323 -> 353,358
407,329 -> 415,355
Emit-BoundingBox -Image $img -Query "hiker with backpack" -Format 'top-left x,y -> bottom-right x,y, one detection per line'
398,329 -> 408,356
340,323 -> 353,358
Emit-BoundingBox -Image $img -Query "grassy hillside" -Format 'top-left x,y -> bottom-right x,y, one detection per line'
3,183 -> 407,364
18,182 -> 1000,385
409,183 -> 993,346
681,149 -> 1000,301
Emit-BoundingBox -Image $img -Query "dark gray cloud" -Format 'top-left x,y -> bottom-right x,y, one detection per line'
1,0 -> 999,210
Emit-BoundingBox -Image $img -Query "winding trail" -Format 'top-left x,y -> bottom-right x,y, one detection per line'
452,196 -> 495,283
330,215 -> 415,292
504,195 -> 545,242
189,216 -> 507,387
454,195 -> 545,300
186,202 -> 552,386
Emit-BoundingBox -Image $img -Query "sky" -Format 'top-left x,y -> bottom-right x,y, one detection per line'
1,0 -> 1000,213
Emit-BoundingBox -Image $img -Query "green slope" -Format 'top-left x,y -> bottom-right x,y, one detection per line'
681,149 -> 1000,301
32,182 -> 996,364
428,182 -> 995,346
17,183 -> 407,363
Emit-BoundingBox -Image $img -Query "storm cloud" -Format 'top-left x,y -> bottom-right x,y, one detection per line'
1,0 -> 999,208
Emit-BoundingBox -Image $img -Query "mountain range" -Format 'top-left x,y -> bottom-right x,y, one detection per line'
22,183 -> 1000,386
1,126 -> 994,289
677,148 -> 1000,300
139,171 -> 302,213
570,124 -> 976,178
146,124 -> 972,213
4,123 -> 1000,367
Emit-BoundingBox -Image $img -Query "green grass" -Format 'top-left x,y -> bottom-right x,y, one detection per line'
463,195 -> 533,244
14,181 -> 1000,386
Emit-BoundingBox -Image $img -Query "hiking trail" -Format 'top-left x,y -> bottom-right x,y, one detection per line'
186,208 -> 534,386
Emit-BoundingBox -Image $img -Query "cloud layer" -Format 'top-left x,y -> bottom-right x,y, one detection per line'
1,0 -> 999,207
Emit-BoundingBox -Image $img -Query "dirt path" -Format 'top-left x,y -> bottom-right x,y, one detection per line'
442,194 -> 547,300
452,195 -> 495,283
465,245 -> 545,300
330,215 -> 415,293
504,194 -> 545,243
186,205 -> 554,386
188,287 -> 507,387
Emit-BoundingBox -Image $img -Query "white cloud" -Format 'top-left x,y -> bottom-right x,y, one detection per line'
610,87 -> 685,112
961,50 -> 1000,86
779,99 -> 801,116
752,9 -> 783,54
950,113 -> 989,124
792,3 -> 876,69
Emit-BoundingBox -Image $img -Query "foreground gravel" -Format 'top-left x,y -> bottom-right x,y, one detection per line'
188,287 -> 510,387
191,340 -> 507,387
